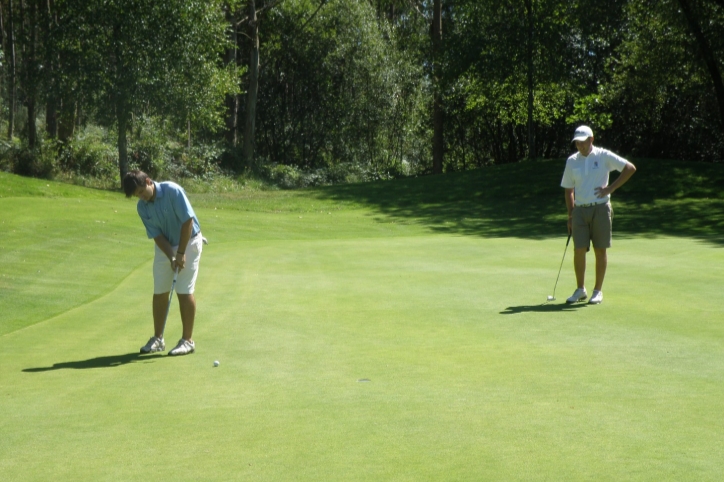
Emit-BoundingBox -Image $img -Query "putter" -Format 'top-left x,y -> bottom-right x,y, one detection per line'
160,266 -> 180,340
548,234 -> 571,302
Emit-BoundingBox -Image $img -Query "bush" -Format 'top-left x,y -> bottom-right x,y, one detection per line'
127,117 -> 170,179
166,144 -> 225,180
1,142 -> 58,179
0,139 -> 16,172
258,161 -> 410,189
58,137 -> 118,179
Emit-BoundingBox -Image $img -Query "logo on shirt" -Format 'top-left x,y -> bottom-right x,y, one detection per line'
592,161 -> 600,169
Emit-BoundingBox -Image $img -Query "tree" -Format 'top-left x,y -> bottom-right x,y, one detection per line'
603,0 -> 724,160
431,0 -> 443,174
251,0 -> 427,176
4,0 -> 17,140
525,0 -> 534,159
241,0 -> 260,168
677,0 -> 724,134
52,0 -> 237,185
23,0 -> 40,148
223,1 -> 240,146
220,0 -> 286,168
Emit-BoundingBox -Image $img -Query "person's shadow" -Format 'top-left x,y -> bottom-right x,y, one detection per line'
500,302 -> 589,315
23,353 -> 165,372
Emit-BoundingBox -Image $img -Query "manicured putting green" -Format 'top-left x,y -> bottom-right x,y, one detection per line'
1,162 -> 723,481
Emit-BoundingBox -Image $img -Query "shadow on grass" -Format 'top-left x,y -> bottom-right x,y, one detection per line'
313,159 -> 724,245
500,303 -> 589,315
22,352 -> 165,372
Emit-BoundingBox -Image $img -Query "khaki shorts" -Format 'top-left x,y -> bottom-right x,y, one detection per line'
153,233 -> 203,295
572,203 -> 612,250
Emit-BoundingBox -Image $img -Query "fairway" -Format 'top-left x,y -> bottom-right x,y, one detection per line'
2,161 -> 724,481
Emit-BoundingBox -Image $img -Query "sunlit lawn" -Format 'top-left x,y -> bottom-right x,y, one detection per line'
1,160 -> 723,481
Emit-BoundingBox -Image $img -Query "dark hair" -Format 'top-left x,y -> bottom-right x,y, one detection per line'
122,170 -> 150,198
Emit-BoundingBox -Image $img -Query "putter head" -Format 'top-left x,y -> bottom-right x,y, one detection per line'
547,295 -> 555,301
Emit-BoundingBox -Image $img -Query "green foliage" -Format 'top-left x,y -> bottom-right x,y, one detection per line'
127,116 -> 173,179
257,160 -> 412,189
0,139 -> 18,173
0,142 -> 58,179
601,0 -> 724,160
7,0 -> 239,159
443,0 -> 582,165
58,135 -> 119,180
51,0 -> 238,155
254,0 -> 429,176
168,144 -> 227,180
2,0 -> 723,186
566,94 -> 613,132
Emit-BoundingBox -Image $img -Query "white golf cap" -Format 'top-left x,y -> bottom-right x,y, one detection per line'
572,125 -> 593,142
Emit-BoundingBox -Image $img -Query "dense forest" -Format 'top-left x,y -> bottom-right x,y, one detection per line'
0,0 -> 722,187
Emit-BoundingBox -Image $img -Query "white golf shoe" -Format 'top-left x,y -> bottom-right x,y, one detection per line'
140,336 -> 165,354
169,339 -> 195,356
566,288 -> 587,304
589,290 -> 603,304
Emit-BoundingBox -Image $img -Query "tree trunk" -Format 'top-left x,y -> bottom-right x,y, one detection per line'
117,100 -> 129,186
44,0 -> 57,138
431,0 -> 443,174
46,99 -> 57,138
27,98 -> 36,148
677,0 -> 724,134
7,0 -> 16,139
224,4 -> 238,146
0,3 -> 5,132
113,20 -> 129,186
57,98 -> 76,142
187,118 -> 192,149
242,0 -> 259,168
25,0 -> 38,148
525,0 -> 535,159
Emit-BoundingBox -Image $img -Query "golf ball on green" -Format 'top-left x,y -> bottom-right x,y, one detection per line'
213,360 -> 220,367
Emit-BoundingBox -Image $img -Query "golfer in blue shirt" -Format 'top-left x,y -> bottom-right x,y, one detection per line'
123,170 -> 204,356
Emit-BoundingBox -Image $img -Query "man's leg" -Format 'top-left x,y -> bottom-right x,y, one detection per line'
593,248 -> 607,291
177,294 -> 196,341
574,247 -> 587,289
153,293 -> 169,338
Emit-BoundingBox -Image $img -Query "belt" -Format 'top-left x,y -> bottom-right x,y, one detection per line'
191,231 -> 208,245
575,202 -> 605,208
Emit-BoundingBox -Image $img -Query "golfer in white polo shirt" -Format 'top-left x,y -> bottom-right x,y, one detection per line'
560,125 -> 636,305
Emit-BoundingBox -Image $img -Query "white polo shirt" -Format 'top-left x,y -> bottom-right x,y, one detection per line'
560,146 -> 628,205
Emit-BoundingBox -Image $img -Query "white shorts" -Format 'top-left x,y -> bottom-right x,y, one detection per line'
153,233 -> 203,295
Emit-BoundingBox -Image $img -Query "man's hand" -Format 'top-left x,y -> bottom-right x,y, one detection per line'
173,253 -> 186,271
596,162 -> 636,199
594,185 -> 611,198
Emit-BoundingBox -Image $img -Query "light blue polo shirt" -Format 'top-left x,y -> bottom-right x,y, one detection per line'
137,181 -> 200,246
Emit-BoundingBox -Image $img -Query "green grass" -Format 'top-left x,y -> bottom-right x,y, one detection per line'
1,159 -> 724,481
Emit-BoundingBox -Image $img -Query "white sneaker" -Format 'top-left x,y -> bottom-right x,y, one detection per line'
589,290 -> 603,304
169,339 -> 195,356
566,288 -> 587,304
140,336 -> 165,354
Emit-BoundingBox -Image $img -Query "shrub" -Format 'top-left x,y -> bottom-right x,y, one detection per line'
58,138 -> 118,179
3,142 -> 58,179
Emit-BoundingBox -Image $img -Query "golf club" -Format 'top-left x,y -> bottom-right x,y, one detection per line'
547,233 -> 571,302
160,266 -> 179,340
